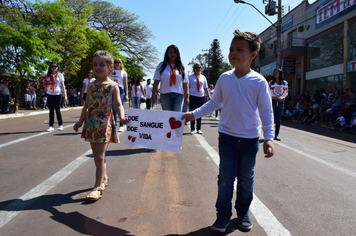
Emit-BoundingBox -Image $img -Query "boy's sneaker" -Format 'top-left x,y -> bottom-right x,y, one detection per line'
197,130 -> 203,134
118,126 -> 124,132
211,217 -> 230,232
47,126 -> 54,132
238,214 -> 253,231
190,130 -> 196,135
57,125 -> 64,131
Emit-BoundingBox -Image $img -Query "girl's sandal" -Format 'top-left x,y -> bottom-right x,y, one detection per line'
101,176 -> 109,190
86,187 -> 103,201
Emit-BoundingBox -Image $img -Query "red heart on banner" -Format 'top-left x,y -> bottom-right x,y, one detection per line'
169,117 -> 182,130
167,131 -> 171,138
128,135 -> 132,140
132,137 -> 136,142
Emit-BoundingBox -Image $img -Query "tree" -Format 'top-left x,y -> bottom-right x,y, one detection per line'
0,0 -> 71,79
189,39 -> 231,85
209,39 -> 225,85
65,0 -> 158,71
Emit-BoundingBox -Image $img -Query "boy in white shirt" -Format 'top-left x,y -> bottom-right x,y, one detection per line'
182,30 -> 274,232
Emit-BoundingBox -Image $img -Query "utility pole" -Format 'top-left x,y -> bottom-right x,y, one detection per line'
202,49 -> 211,84
276,0 -> 282,69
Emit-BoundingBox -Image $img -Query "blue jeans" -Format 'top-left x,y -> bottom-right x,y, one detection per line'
160,93 -> 183,112
272,100 -> 284,137
132,97 -> 140,109
113,87 -> 126,126
217,133 -> 259,219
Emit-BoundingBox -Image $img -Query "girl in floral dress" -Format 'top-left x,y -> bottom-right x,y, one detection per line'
74,50 -> 127,201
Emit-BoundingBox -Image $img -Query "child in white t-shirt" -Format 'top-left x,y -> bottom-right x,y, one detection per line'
328,111 -> 345,130
182,30 -> 274,233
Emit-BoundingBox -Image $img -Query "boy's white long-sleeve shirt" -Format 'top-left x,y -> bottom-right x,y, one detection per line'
192,69 -> 274,141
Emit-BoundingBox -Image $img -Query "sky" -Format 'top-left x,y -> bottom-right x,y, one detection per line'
111,0 -> 317,79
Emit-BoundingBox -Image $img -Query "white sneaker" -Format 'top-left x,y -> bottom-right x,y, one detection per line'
190,130 -> 196,135
197,130 -> 203,134
118,126 -> 124,132
57,125 -> 64,131
47,126 -> 54,132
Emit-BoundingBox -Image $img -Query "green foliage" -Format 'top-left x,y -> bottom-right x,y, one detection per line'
0,0 -> 157,89
189,39 -> 231,85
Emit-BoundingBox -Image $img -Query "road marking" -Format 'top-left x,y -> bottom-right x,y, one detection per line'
275,141 -> 356,179
0,124 -> 74,149
0,150 -> 92,230
194,134 -> 292,236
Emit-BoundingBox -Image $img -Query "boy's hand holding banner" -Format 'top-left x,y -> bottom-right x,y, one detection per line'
125,109 -> 184,153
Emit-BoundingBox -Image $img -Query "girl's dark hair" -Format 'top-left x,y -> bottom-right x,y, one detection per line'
159,45 -> 185,79
271,68 -> 285,85
47,62 -> 60,76
132,75 -> 140,86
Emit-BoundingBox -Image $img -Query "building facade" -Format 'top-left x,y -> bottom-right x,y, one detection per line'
255,0 -> 356,98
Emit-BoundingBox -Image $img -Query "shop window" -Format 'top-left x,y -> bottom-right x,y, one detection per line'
307,28 -> 343,71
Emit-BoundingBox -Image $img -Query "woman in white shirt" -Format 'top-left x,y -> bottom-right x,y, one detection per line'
111,58 -> 128,131
130,75 -> 144,109
188,63 -> 210,134
151,45 -> 189,111
46,62 -> 67,132
81,70 -> 95,104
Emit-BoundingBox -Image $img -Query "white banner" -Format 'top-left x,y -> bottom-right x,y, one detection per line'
125,109 -> 184,153
270,85 -> 288,98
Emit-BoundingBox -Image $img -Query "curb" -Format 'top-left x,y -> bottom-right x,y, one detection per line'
0,107 -> 83,120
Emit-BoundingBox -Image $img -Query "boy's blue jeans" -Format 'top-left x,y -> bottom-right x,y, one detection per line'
217,132 -> 259,219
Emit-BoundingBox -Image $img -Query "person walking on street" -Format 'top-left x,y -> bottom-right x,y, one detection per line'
74,50 -> 127,201
110,58 -> 128,132
144,79 -> 153,109
130,75 -> 144,109
46,62 -> 67,132
151,44 -> 189,111
188,63 -> 210,134
269,68 -> 288,141
81,70 -> 95,106
182,30 -> 274,233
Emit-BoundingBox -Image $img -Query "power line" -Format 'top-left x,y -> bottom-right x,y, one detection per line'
203,2 -> 236,49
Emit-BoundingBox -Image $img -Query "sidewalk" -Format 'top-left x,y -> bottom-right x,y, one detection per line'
0,106 -> 83,120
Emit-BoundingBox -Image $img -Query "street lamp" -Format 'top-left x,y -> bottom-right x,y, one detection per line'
233,0 -> 282,69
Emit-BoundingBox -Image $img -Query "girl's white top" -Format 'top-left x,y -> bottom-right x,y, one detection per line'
110,70 -> 127,89
82,78 -> 96,94
153,62 -> 188,94
131,84 -> 143,98
188,74 -> 208,97
193,70 -> 274,140
47,73 -> 65,96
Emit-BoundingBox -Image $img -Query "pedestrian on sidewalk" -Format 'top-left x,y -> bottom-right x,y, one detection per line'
46,62 -> 67,132
188,63 -> 210,135
151,44 -> 189,111
74,50 -> 127,201
0,78 -> 10,113
182,30 -> 274,233
269,68 -> 288,141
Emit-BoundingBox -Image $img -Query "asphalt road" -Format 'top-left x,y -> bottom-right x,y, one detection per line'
0,107 -> 355,236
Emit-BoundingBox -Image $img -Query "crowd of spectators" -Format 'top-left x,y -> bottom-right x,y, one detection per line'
282,87 -> 356,134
